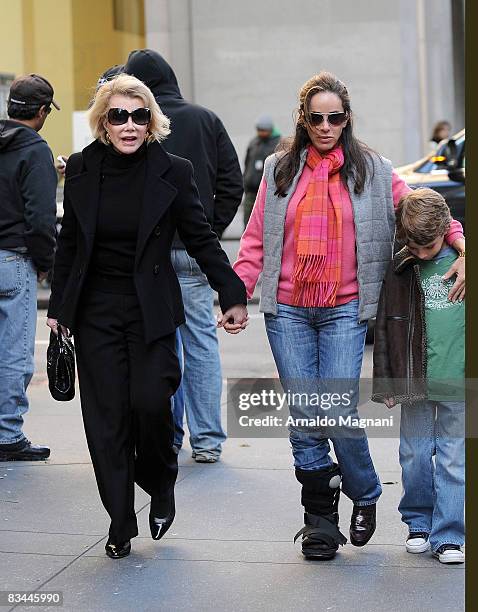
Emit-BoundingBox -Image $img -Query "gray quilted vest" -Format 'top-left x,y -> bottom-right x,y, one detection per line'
260,149 -> 395,322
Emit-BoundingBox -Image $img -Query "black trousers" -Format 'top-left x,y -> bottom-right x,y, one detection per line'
75,289 -> 181,542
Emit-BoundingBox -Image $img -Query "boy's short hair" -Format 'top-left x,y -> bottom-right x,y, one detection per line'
395,188 -> 452,245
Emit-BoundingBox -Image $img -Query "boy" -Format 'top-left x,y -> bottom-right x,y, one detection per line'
372,188 -> 465,564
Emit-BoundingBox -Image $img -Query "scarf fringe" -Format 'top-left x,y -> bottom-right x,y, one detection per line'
292,280 -> 339,308
292,253 -> 327,283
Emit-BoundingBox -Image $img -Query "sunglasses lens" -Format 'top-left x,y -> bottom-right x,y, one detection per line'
309,113 -> 324,126
107,108 -> 129,125
308,112 -> 347,127
328,112 -> 347,126
132,108 -> 151,125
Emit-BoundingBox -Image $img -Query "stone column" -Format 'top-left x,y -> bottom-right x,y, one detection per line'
144,0 -> 195,101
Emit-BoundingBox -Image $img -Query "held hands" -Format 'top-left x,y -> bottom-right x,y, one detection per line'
444,255 -> 465,302
216,304 -> 249,334
46,318 -> 71,338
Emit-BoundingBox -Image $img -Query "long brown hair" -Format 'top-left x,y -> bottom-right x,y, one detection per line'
274,72 -> 373,197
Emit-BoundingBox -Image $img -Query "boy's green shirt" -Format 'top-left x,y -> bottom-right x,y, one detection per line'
418,246 -> 465,400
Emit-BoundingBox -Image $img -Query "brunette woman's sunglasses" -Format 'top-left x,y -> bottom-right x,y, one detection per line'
308,111 -> 347,127
107,107 -> 151,126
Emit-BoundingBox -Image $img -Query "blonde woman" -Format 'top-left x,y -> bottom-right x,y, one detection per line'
47,74 -> 247,559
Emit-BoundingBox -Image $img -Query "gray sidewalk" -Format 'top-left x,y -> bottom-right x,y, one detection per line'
0,305 -> 464,612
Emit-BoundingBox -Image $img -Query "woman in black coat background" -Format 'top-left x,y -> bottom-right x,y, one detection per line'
47,74 -> 248,559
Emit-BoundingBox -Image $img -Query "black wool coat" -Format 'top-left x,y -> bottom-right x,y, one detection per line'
47,140 -> 246,343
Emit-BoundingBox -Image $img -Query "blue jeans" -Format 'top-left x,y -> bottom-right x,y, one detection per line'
171,249 -> 225,456
0,250 -> 37,445
264,300 -> 381,506
399,400 -> 465,551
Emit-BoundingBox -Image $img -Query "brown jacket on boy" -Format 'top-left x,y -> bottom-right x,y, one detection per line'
372,246 -> 428,405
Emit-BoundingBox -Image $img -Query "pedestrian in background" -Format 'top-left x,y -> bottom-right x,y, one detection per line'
0,74 -> 59,461
242,115 -> 281,228
233,71 -> 465,560
46,74 -> 247,559
429,120 -> 451,152
373,188 -> 465,564
125,49 -> 243,463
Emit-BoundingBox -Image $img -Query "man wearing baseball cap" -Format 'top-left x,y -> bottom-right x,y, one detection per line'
7,73 -> 61,112
0,74 -> 59,461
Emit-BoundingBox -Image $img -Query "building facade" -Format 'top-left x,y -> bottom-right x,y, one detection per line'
1,0 -> 464,167
0,0 -> 145,157
145,0 -> 464,166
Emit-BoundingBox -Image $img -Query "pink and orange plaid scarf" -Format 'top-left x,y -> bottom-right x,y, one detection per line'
292,145 -> 345,307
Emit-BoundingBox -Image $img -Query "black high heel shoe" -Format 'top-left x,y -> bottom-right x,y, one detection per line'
105,539 -> 131,559
149,491 -> 175,540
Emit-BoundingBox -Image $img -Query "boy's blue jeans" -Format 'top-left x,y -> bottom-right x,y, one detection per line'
399,400 -> 465,551
264,300 -> 382,506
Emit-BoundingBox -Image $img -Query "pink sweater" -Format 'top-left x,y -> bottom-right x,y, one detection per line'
233,166 -> 464,304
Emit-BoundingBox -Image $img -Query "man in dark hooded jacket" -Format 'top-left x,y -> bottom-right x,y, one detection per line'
243,114 -> 281,227
0,74 -> 58,461
125,49 -> 243,462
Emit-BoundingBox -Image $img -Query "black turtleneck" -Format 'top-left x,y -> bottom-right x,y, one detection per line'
88,143 -> 147,294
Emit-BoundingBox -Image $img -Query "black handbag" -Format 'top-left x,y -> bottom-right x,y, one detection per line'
47,327 -> 76,401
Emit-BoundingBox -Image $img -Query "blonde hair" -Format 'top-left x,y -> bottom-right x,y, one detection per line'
395,188 -> 452,245
87,73 -> 170,145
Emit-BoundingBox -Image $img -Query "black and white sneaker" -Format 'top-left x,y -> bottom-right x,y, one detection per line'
406,532 -> 430,554
433,544 -> 464,564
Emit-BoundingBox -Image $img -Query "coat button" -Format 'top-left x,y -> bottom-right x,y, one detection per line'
154,226 -> 161,236
153,264 -> 160,274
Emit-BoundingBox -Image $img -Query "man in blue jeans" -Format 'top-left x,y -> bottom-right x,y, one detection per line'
126,50 -> 243,462
0,75 -> 58,461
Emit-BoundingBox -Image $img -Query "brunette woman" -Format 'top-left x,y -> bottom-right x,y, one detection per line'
234,72 -> 464,560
